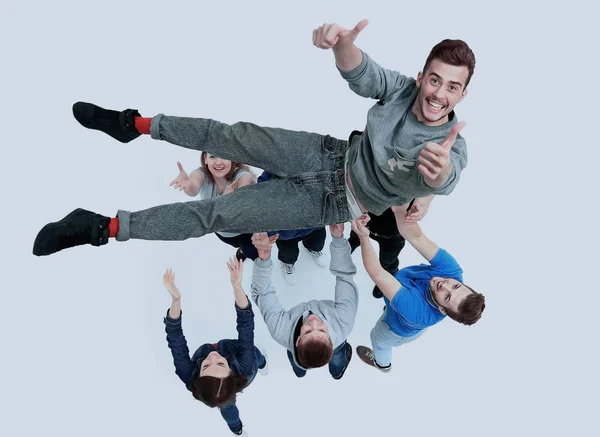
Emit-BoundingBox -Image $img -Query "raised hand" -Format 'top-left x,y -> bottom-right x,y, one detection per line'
223,180 -> 239,196
417,121 -> 466,181
329,222 -> 345,238
252,232 -> 279,261
350,214 -> 371,238
312,19 -> 369,50
170,162 -> 193,192
404,203 -> 428,225
163,268 -> 181,300
227,256 -> 244,290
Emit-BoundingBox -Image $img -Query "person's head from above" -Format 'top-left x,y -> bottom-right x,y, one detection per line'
191,351 -> 248,408
295,314 -> 334,368
413,39 -> 475,126
429,277 -> 485,326
201,152 -> 240,183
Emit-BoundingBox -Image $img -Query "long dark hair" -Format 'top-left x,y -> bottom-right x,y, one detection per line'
190,374 -> 249,408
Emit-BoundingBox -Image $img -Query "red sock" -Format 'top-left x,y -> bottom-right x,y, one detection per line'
108,217 -> 119,238
134,117 -> 152,135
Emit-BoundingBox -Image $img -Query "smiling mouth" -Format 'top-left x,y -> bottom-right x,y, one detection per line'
427,99 -> 445,112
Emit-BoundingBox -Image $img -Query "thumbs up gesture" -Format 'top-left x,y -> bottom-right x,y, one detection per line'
312,19 -> 369,50
417,121 -> 466,184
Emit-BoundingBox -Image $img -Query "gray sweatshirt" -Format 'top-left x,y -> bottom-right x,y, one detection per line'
340,51 -> 468,215
250,237 -> 358,370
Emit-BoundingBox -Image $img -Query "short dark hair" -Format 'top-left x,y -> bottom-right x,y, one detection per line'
297,337 -> 334,368
423,39 -> 476,88
445,286 -> 485,326
190,375 -> 248,408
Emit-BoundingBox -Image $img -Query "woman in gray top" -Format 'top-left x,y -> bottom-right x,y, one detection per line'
169,151 -> 258,261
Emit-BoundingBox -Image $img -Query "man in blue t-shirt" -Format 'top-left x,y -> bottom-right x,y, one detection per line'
352,207 -> 485,372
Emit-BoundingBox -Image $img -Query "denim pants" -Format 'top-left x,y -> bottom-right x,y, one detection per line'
115,115 -> 350,241
286,340 -> 348,379
276,228 -> 326,264
370,310 -> 425,367
219,351 -> 266,434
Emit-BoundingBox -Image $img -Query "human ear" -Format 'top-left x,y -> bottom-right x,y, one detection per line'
416,72 -> 423,88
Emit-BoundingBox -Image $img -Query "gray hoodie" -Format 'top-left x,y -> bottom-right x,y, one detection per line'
340,51 -> 468,215
250,237 -> 358,370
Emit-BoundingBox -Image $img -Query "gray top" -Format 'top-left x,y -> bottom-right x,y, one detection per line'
250,237 -> 359,370
340,51 -> 468,214
198,169 -> 252,238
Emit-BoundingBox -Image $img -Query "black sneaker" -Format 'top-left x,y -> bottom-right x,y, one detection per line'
332,342 -> 353,380
372,285 -> 384,299
235,248 -> 247,262
33,208 -> 110,256
73,102 -> 141,143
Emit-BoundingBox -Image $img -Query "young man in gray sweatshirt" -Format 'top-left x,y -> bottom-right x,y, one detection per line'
33,20 -> 475,257
249,223 -> 358,379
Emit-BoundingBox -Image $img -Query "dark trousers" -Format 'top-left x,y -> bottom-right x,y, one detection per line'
215,233 -> 259,261
276,228 -> 326,264
348,208 -> 406,275
286,340 -> 349,379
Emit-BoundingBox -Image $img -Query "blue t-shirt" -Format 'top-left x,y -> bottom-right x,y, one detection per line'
384,249 -> 463,337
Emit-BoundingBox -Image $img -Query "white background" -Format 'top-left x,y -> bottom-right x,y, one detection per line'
1,1 -> 598,436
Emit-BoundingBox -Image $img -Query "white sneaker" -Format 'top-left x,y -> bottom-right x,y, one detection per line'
257,345 -> 269,376
280,262 -> 297,285
306,248 -> 328,267
234,427 -> 248,437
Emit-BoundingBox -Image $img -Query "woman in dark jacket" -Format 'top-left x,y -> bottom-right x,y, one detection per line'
162,258 -> 268,436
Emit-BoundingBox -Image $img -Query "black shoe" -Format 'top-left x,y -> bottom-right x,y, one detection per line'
372,285 -> 384,299
235,248 -> 247,262
33,208 -> 110,256
73,102 -> 141,143
348,237 -> 360,254
332,342 -> 353,380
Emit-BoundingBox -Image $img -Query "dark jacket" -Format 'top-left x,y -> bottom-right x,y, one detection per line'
163,301 -> 262,390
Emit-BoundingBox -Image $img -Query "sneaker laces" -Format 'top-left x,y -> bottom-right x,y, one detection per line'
282,263 -> 295,274
309,250 -> 324,258
364,349 -> 377,363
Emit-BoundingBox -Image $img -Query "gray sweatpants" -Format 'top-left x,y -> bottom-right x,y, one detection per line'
116,115 -> 351,241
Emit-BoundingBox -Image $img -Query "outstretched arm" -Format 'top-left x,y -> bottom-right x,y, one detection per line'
351,217 -> 401,301
249,233 -> 289,347
313,20 -> 407,102
227,256 -> 257,374
391,206 -> 439,262
328,224 -> 359,336
162,269 -> 194,385
169,162 -> 204,197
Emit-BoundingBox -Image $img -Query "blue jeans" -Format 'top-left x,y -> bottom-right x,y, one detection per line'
286,340 -> 348,379
116,115 -> 350,241
370,310 -> 425,367
219,350 -> 266,435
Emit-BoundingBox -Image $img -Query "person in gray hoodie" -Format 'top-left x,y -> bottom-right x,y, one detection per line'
33,21 -> 475,257
249,223 -> 358,379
